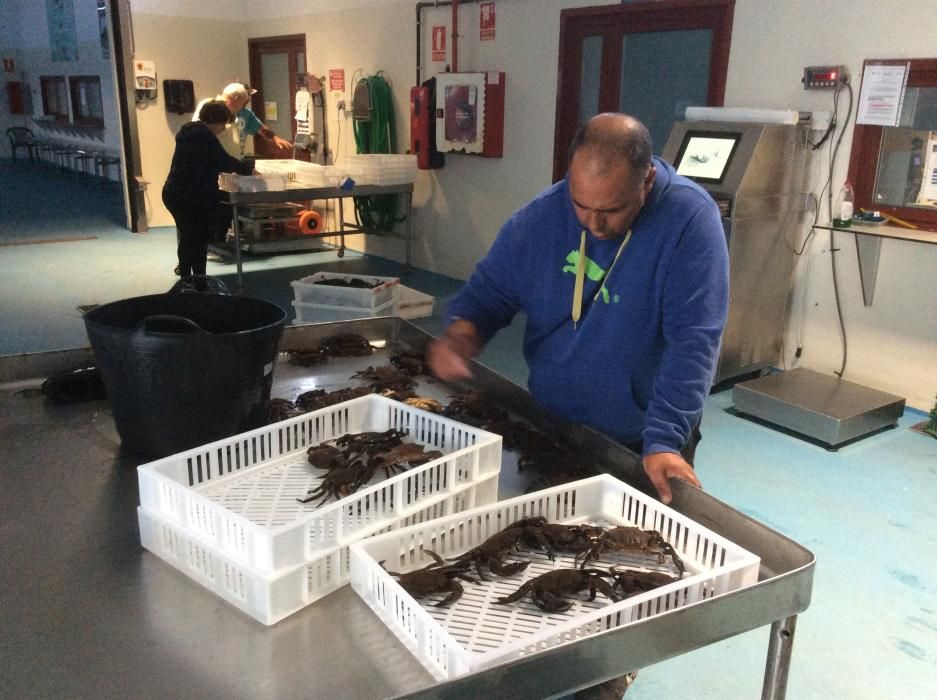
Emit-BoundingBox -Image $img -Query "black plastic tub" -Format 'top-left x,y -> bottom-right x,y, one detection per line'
84,289 -> 286,459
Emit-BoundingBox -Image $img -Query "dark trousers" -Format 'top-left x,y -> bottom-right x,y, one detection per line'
162,189 -> 222,281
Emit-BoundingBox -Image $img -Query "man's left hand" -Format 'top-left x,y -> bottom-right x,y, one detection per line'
643,451 -> 702,505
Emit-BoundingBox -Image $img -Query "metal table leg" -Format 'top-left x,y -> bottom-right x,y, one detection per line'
338,197 -> 346,257
405,190 -> 412,271
761,615 -> 798,700
232,204 -> 244,293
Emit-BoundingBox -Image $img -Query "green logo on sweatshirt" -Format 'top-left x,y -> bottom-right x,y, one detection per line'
562,249 -> 611,303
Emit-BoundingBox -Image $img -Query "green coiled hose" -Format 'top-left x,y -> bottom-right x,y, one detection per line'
352,73 -> 404,232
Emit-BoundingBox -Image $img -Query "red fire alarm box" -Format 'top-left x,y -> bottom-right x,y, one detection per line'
434,71 -> 504,157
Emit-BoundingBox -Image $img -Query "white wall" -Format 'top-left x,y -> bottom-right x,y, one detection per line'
0,0 -> 119,159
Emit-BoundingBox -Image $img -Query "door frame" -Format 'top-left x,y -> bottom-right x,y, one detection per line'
553,0 -> 735,181
247,34 -> 306,158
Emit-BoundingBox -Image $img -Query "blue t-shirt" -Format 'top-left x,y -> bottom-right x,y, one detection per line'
236,107 -> 263,136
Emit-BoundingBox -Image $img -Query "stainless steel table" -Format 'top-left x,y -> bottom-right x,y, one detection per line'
221,183 -> 415,292
0,319 -> 814,699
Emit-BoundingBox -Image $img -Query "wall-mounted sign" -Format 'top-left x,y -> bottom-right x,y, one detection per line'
480,2 -> 496,41
329,69 -> 345,93
432,25 -> 447,62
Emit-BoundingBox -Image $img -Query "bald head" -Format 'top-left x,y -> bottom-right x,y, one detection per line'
568,113 -> 653,186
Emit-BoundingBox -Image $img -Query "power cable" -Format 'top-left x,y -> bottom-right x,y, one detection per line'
826,79 -> 854,378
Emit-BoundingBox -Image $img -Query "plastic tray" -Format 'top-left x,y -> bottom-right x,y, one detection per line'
218,173 -> 287,192
291,298 -> 397,324
137,394 -> 503,573
138,473 -> 497,625
291,272 -> 400,309
396,286 -> 435,320
349,474 -> 761,681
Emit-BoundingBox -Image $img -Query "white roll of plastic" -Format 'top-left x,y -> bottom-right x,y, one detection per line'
684,106 -> 801,125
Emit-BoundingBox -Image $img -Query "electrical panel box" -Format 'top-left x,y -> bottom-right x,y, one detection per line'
163,79 -> 194,114
434,71 -> 505,157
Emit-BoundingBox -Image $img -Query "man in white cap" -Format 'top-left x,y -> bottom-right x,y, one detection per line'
193,81 -> 292,157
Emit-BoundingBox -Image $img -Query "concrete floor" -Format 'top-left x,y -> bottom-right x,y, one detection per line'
2,159 -> 935,698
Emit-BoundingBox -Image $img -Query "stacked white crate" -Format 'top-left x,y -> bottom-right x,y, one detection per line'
137,394 -> 502,624
350,474 -> 761,680
343,154 -> 417,186
290,271 -> 401,324
218,172 -> 287,192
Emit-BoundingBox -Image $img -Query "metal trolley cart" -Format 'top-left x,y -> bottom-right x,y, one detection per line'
219,182 -> 414,291
1,318 -> 814,699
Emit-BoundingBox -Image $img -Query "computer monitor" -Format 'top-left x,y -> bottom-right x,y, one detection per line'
673,130 -> 742,184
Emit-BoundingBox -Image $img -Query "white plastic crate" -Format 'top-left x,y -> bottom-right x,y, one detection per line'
396,285 -> 435,320
291,271 -> 401,309
137,394 -> 503,574
291,298 -> 397,324
138,473 -> 497,625
344,154 -> 417,186
218,172 -> 287,192
292,164 -> 346,188
349,474 -> 761,681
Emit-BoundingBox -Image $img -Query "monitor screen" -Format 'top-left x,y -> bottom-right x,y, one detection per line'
674,131 -> 742,184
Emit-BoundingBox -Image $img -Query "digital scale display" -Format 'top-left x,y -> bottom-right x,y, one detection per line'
674,130 -> 741,184
803,65 -> 846,89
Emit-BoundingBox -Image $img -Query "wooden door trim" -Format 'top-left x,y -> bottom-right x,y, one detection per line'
248,34 -> 306,158
553,0 -> 735,181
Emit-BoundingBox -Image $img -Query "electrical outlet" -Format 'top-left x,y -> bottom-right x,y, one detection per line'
336,100 -> 346,112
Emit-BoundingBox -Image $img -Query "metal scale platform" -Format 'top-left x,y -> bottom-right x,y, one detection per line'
732,368 -> 905,448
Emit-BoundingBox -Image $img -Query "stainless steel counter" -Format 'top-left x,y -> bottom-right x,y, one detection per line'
0,318 -> 814,699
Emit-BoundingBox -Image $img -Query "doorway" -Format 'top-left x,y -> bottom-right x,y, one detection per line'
248,35 -> 307,159
553,0 -> 735,180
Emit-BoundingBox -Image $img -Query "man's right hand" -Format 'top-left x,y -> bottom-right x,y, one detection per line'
426,320 -> 481,381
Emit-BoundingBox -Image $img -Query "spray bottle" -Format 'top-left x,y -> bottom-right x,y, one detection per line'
833,179 -> 855,227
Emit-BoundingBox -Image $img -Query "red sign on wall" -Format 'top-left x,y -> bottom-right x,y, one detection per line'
328,69 -> 345,93
431,26 -> 447,62
480,2 -> 496,41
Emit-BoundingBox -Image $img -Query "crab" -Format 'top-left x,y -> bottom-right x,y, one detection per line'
296,459 -> 375,506
321,333 -> 376,357
403,396 -> 444,413
495,568 -> 619,612
448,524 -> 532,580
266,398 -> 298,424
295,386 -> 371,412
306,444 -> 348,470
509,517 -> 605,560
609,566 -> 682,598
381,550 -> 477,607
368,443 -> 443,478
353,365 -> 416,393
334,429 -> 408,456
576,526 -> 686,576
389,348 -> 427,376
442,391 -> 508,428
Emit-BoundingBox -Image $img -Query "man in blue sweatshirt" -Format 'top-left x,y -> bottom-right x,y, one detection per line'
428,113 -> 729,506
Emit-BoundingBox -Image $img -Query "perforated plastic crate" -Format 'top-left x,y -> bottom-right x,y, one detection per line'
291,298 -> 397,324
291,271 -> 400,308
396,286 -> 435,320
349,474 -> 761,681
137,394 -> 503,573
138,473 -> 497,625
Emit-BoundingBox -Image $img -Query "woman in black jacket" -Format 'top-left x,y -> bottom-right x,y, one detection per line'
162,100 -> 254,284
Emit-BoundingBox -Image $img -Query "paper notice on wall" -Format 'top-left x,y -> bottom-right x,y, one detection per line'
920,133 -> 937,203
294,90 -> 310,121
265,101 -> 278,122
857,63 -> 909,126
